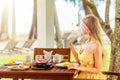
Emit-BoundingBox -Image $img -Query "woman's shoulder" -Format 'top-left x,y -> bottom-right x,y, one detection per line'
90,40 -> 101,50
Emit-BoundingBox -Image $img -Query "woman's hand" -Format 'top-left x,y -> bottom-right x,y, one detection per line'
68,63 -> 80,70
69,42 -> 74,50
68,63 -> 75,70
69,42 -> 80,64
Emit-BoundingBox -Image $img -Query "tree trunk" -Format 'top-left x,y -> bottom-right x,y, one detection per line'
12,0 -> 16,42
109,0 -> 120,72
7,0 -> 16,52
28,0 -> 37,39
0,0 -> 9,40
85,0 -> 113,41
85,0 -> 120,73
82,0 -> 90,15
54,4 -> 63,48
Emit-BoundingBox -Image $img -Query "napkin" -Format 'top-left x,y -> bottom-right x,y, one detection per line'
43,50 -> 53,61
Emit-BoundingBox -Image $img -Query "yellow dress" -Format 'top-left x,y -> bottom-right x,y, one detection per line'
75,52 -> 106,80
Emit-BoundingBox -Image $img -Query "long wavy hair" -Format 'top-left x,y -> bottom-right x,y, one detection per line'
82,14 -> 105,60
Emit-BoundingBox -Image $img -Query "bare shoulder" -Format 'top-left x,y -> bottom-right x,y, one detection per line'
90,40 -> 101,51
92,41 -> 103,61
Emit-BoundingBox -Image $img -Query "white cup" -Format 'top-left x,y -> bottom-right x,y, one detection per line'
25,54 -> 32,62
52,54 -> 63,63
52,55 -> 59,63
35,55 -> 43,60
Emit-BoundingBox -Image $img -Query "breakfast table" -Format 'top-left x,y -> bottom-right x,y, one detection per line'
0,65 -> 76,80
0,48 -> 77,80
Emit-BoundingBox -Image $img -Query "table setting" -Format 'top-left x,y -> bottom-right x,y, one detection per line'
31,50 -> 66,70
0,48 -> 77,80
1,60 -> 31,71
0,50 -> 78,71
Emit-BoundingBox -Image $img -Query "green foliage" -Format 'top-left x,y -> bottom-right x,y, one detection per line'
64,0 -> 106,13
0,54 -> 34,66
116,16 -> 120,21
65,0 -> 82,7
101,45 -> 111,71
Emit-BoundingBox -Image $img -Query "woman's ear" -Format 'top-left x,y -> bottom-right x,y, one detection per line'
84,26 -> 90,34
82,27 -> 88,34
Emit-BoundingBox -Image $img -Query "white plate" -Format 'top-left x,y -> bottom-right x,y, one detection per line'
55,63 -> 68,68
8,65 -> 30,70
2,60 -> 23,66
55,62 -> 79,69
55,63 -> 63,66
2,62 -> 19,66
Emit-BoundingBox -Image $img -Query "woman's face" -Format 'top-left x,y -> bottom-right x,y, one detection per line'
78,23 -> 89,44
81,23 -> 89,35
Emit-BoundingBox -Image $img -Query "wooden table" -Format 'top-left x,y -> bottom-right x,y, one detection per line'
0,66 -> 76,80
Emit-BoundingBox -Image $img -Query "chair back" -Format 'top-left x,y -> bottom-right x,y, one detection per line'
34,48 -> 70,62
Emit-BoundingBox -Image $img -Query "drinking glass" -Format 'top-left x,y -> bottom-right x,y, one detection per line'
35,55 -> 43,60
52,54 -> 63,63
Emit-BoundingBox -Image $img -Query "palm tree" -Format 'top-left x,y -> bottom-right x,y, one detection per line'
12,0 -> 16,42
28,0 -> 37,39
0,0 -> 9,41
54,3 -> 63,48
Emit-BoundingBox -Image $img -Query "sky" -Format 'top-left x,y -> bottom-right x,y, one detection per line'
0,0 -> 115,35
0,0 -> 81,35
55,0 -> 115,30
55,0 -> 80,31
0,0 -> 33,35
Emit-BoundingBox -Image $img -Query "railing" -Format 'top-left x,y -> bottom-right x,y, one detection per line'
102,71 -> 120,80
74,71 -> 120,80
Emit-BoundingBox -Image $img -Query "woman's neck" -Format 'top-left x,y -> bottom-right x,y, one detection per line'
87,36 -> 96,43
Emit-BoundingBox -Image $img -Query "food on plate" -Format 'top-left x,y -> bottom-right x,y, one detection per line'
7,60 -> 15,64
62,62 -> 70,66
11,65 -> 24,69
19,65 -> 24,68
8,64 -> 30,70
23,62 -> 32,66
12,65 -> 18,68
36,59 -> 46,63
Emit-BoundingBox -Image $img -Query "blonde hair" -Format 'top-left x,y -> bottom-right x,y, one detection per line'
82,14 -> 105,59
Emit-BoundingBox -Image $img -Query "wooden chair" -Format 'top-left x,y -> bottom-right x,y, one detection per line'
102,71 -> 120,80
74,71 -> 120,80
34,48 -> 70,62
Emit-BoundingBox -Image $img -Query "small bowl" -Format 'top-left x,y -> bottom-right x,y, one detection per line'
33,62 -> 51,68
33,60 -> 51,68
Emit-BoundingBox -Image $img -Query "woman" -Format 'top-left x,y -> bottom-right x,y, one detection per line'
68,14 -> 106,80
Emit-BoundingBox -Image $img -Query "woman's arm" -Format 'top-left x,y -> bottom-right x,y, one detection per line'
68,43 -> 103,74
69,42 -> 80,64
